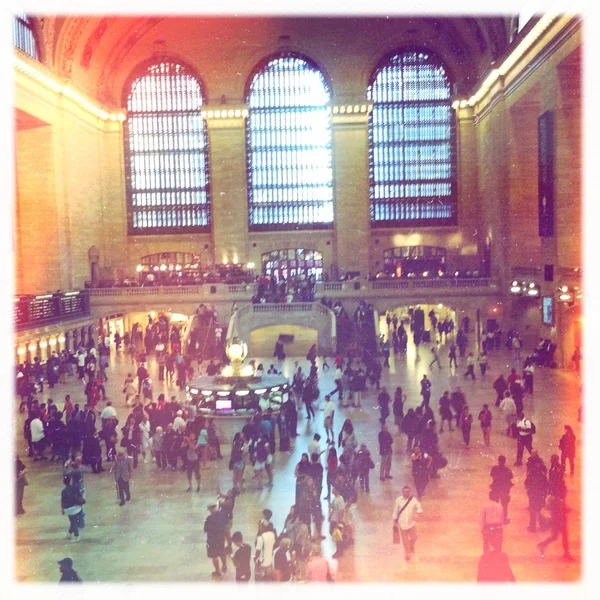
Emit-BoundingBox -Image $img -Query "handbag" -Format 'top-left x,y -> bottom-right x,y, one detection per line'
393,496 -> 413,544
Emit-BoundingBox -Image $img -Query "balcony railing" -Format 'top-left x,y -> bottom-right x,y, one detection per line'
86,277 -> 499,303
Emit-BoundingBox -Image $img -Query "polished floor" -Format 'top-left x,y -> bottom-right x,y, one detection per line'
14,332 -> 582,583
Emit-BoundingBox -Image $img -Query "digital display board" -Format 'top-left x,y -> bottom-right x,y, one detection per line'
542,296 -> 554,326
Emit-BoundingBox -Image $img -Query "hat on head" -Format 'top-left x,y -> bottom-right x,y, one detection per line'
58,557 -> 73,568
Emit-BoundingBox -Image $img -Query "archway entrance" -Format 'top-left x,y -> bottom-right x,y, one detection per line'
380,303 -> 459,363
249,324 -> 318,358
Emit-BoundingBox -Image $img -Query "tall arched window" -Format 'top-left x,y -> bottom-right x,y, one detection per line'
123,59 -> 210,234
246,53 -> 333,230
13,14 -> 39,60
368,49 -> 456,226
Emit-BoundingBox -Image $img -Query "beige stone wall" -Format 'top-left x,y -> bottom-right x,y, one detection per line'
14,17 -> 581,313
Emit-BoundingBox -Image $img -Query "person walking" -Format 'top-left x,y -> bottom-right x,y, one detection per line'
323,395 -> 335,443
329,486 -> 346,559
111,450 -> 133,506
392,485 -> 423,561
58,557 -> 82,583
478,404 -> 493,447
537,494 -> 574,560
461,406 -> 473,448
481,491 -> 505,553
151,426 -> 166,470
232,531 -> 252,582
61,481 -> 85,542
302,382 -> 316,421
182,432 -> 201,492
429,345 -> 442,370
420,375 -> 432,408
411,445 -> 432,499
478,352 -> 488,377
559,425 -> 576,476
525,450 -> 548,532
464,353 -> 476,380
490,455 -> 513,523
378,423 -> 394,482
254,520 -> 277,580
16,455 -> 27,515
515,412 -> 535,466
438,391 -> 454,433
493,374 -> 507,407
324,447 -> 338,500
205,503 -> 228,577
393,387 -> 405,434
402,409 -> 418,452
377,387 -> 391,424
448,343 -> 458,369
548,454 -> 566,499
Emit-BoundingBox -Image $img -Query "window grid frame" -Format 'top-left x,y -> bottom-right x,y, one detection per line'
368,48 -> 458,228
13,14 -> 39,61
122,58 -> 211,236
245,52 -> 335,232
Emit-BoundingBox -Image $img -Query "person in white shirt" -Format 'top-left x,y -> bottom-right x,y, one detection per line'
30,416 -> 46,460
499,392 -> 517,436
173,410 -> 186,432
514,411 -> 535,466
308,434 -> 322,457
323,395 -> 335,443
392,485 -> 423,561
100,401 -> 117,425
77,350 -> 87,381
254,522 -> 276,580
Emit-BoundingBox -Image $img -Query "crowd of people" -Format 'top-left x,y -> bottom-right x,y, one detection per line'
253,273 -> 317,304
15,306 -> 580,583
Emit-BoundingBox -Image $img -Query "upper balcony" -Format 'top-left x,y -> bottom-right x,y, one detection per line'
85,277 -> 501,316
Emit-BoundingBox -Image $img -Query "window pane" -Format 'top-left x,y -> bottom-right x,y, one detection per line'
125,60 -> 210,234
13,14 -> 39,60
368,50 -> 456,226
247,54 -> 333,230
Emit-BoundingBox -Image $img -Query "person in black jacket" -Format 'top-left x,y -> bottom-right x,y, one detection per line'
121,414 -> 141,468
559,425 -> 576,475
82,430 -> 105,474
401,409 -> 418,452
493,374 -> 507,407
61,481 -> 85,542
58,557 -> 82,583
525,450 -> 548,532
490,455 -> 513,523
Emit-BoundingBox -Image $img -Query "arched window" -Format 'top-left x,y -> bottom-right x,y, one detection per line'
123,59 -> 210,234
368,49 -> 456,226
246,54 -> 333,230
13,14 -> 39,60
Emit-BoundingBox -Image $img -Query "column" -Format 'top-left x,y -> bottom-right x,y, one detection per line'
331,108 -> 370,277
205,109 -> 249,266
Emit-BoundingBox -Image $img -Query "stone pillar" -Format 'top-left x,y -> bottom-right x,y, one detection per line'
331,109 -> 370,278
205,109 -> 249,266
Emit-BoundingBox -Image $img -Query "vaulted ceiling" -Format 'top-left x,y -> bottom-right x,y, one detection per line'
33,15 -> 513,107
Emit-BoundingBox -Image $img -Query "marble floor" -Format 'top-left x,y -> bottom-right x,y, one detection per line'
14,332 -> 582,583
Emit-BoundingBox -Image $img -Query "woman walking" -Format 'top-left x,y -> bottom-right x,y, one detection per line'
229,433 -> 245,490
478,404 -> 493,447
182,432 -> 201,492
461,406 -> 473,448
411,445 -> 432,499
324,446 -> 338,501
393,387 -> 405,434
